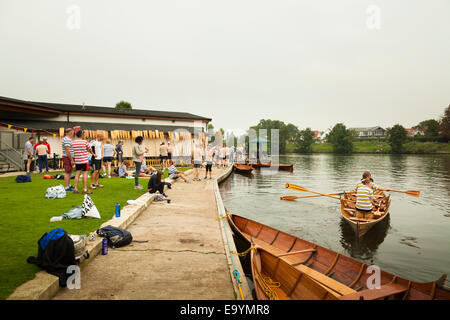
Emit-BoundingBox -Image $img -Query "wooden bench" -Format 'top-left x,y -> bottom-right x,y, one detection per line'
339,283 -> 407,300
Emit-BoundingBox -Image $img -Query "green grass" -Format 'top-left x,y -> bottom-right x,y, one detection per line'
0,167 -> 191,300
286,141 -> 450,154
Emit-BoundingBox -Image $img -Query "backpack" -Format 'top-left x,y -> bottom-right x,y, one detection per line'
45,185 -> 66,200
97,225 -> 133,248
15,175 -> 31,183
69,235 -> 90,263
27,228 -> 76,287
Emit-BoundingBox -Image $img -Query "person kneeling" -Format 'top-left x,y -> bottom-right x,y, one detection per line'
148,171 -> 169,197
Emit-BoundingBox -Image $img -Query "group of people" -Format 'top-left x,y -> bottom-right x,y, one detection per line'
24,136 -> 52,174
25,127 -> 246,198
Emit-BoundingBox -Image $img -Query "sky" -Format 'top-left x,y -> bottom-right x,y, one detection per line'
0,0 -> 449,134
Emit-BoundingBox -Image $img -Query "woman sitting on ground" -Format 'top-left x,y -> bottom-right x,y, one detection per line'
147,171 -> 170,197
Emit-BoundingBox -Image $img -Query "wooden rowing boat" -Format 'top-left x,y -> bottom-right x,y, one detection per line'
247,162 -> 271,168
228,212 -> 450,300
233,163 -> 254,174
340,190 -> 390,238
278,164 -> 294,172
251,246 -> 337,300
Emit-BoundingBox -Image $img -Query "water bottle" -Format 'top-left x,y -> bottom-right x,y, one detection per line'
115,203 -> 121,218
102,238 -> 108,255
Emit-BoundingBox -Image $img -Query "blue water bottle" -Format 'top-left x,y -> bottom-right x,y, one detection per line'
115,203 -> 121,218
102,238 -> 108,255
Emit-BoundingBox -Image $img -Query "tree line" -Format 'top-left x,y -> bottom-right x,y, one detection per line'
247,105 -> 450,154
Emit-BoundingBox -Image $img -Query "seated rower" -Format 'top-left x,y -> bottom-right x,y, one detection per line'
355,171 -> 392,193
354,178 -> 378,218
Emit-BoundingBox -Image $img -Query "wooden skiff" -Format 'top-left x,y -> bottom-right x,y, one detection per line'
277,164 -> 294,172
228,212 -> 450,300
251,246 -> 337,300
234,163 -> 254,174
340,190 -> 390,238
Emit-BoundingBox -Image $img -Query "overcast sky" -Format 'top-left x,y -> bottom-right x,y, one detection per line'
1,0 -> 449,133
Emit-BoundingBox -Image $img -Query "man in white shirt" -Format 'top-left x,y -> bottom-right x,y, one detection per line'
89,133 -> 104,189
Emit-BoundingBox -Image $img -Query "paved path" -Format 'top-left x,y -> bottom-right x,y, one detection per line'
54,167 -> 235,300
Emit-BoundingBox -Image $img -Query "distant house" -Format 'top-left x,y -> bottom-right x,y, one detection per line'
349,126 -> 386,138
312,130 -> 320,140
405,128 -> 423,136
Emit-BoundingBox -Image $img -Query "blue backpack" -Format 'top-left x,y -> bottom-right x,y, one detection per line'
16,175 -> 31,183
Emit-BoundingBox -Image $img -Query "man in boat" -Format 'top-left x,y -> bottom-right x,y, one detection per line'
353,171 -> 391,218
358,171 -> 392,192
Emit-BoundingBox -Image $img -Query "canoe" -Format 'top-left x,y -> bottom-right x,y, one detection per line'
278,164 -> 294,172
340,190 -> 390,238
250,246 -> 337,300
234,163 -> 254,174
228,212 -> 450,300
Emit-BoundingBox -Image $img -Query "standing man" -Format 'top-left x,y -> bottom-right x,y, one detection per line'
24,136 -> 35,175
192,143 -> 203,181
132,136 -> 148,189
72,130 -> 94,194
35,141 -> 49,173
159,142 -> 168,169
62,128 -> 75,191
115,140 -> 124,166
89,133 -> 104,189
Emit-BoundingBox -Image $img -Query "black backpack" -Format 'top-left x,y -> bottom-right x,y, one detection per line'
27,228 -> 76,287
97,225 -> 132,248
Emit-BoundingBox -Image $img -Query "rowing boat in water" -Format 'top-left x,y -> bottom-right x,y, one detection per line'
251,246 -> 337,300
228,212 -> 450,300
247,162 -> 271,168
278,164 -> 294,172
233,163 -> 254,174
340,190 -> 390,237
246,162 -> 294,172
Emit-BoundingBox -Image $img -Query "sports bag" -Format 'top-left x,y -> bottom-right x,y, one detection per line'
27,228 -> 76,287
69,235 -> 90,264
97,225 -> 132,248
15,175 -> 31,183
45,185 -> 66,200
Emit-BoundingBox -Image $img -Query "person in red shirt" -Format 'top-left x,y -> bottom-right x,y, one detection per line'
34,137 -> 51,154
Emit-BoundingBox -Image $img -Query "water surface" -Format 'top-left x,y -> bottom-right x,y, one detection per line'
220,154 -> 450,283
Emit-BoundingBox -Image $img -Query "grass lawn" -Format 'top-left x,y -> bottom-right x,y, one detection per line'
0,167 -> 191,300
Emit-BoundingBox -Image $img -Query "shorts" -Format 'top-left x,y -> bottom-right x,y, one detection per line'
63,156 -> 73,174
92,159 -> 102,171
194,161 -> 202,168
167,153 -> 172,159
206,163 -> 212,172
170,174 -> 179,180
75,163 -> 89,172
103,157 -> 113,162
160,155 -> 168,161
223,156 -> 226,160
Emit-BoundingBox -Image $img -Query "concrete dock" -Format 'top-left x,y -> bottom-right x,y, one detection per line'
53,166 -> 246,300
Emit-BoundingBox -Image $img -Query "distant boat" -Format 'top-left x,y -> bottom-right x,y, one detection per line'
246,162 -> 293,172
233,163 -> 254,174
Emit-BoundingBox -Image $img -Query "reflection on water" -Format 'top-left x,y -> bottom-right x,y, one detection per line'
220,154 -> 450,283
339,215 -> 391,263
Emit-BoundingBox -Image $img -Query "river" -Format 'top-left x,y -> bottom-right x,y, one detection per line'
219,154 -> 450,283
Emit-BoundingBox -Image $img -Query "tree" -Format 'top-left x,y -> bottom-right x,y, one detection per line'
326,123 -> 353,154
387,124 -> 407,153
250,119 -> 299,154
115,100 -> 132,109
439,105 -> 450,141
296,128 -> 315,153
207,123 -> 214,130
417,119 -> 440,137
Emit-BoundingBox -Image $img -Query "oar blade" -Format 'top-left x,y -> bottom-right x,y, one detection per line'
280,196 -> 299,201
406,190 -> 420,197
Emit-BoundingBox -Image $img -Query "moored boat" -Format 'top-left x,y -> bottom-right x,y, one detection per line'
233,163 -> 254,174
250,246 -> 338,300
340,190 -> 390,237
278,164 -> 294,172
228,212 -> 450,300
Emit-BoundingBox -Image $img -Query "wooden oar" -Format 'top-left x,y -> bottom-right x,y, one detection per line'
389,189 -> 420,197
286,183 -> 344,200
280,193 -> 343,201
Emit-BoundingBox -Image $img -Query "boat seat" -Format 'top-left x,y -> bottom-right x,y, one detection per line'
339,283 -> 407,300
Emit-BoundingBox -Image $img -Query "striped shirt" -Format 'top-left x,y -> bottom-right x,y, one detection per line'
61,136 -> 73,157
72,139 -> 90,164
354,182 -> 374,210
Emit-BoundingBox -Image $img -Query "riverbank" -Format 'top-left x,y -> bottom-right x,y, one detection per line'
285,141 -> 450,154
